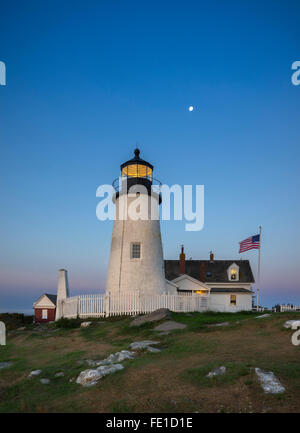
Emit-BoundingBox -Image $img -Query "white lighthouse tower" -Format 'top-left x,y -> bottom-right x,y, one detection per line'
106,149 -> 167,296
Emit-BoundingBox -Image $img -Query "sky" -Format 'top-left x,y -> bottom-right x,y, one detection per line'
0,0 -> 300,313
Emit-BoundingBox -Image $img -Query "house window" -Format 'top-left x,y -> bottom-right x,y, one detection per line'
131,243 -> 141,259
230,295 -> 237,306
230,269 -> 238,280
42,309 -> 48,319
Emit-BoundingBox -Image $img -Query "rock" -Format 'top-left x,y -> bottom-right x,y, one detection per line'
130,308 -> 171,327
28,369 -> 42,379
129,340 -> 159,351
146,346 -> 161,353
40,378 -> 50,384
0,361 -> 13,370
206,366 -> 226,378
255,368 -> 285,394
153,321 -> 187,332
283,320 -> 300,329
55,372 -> 64,377
97,350 -> 135,365
84,350 -> 136,367
256,314 -> 271,319
208,322 -> 230,327
80,322 -> 92,328
17,327 -> 26,331
76,364 -> 124,386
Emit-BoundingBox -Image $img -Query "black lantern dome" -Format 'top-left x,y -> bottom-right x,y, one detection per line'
112,149 -> 161,200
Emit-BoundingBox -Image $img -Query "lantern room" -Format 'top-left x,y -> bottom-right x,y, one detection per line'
113,149 -> 161,199
121,148 -> 153,181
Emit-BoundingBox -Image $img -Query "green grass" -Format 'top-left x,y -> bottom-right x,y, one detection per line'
169,311 -> 258,331
1,311 -> 300,413
183,362 -> 250,388
0,348 -> 90,413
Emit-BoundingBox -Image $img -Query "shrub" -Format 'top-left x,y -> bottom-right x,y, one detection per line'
0,313 -> 34,330
55,317 -> 81,329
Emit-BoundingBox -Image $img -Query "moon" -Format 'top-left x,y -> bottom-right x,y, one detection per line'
188,106 -> 194,111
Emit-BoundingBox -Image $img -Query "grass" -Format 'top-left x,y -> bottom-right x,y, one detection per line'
184,362 -> 250,388
0,311 -> 300,413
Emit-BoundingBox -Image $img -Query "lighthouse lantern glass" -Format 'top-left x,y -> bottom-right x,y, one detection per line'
122,164 -> 152,180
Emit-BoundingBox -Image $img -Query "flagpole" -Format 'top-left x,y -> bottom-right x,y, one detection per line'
257,226 -> 262,310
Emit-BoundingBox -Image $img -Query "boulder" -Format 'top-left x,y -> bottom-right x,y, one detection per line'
40,378 -> 50,384
80,322 -> 92,328
206,366 -> 226,378
84,350 -> 135,367
97,350 -> 135,365
129,340 -> 159,351
28,369 -> 42,379
55,372 -> 64,377
146,346 -> 161,353
153,321 -> 186,332
0,361 -> 13,370
255,368 -> 285,394
76,364 -> 124,386
130,308 -> 171,327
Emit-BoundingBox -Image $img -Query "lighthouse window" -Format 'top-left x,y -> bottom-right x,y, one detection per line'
131,243 -> 141,259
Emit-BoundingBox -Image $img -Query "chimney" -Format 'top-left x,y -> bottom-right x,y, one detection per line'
179,245 -> 186,274
55,269 -> 69,321
200,262 -> 206,282
210,251 -> 214,261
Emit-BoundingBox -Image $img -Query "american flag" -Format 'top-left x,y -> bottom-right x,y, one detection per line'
239,234 -> 260,253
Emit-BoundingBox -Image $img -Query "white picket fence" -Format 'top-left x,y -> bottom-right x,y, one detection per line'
59,292 -> 210,319
279,305 -> 300,312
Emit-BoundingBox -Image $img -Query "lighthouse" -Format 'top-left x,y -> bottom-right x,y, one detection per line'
106,149 -> 167,296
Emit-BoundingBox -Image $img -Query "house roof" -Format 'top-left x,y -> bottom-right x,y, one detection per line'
45,294 -> 57,305
164,260 -> 254,283
33,293 -> 57,308
210,288 -> 253,293
171,274 -> 210,290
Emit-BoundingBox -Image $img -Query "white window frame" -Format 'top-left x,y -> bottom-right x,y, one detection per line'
227,263 -> 240,281
42,309 -> 48,319
130,242 -> 141,259
230,295 -> 237,306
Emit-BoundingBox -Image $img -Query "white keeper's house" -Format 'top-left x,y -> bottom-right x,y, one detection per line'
164,248 -> 254,312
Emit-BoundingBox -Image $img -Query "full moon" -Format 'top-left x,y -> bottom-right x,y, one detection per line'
188,106 -> 194,111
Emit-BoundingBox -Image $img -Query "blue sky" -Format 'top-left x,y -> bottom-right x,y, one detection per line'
0,0 -> 300,313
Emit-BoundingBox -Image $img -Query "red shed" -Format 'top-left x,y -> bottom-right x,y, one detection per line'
33,294 -> 57,323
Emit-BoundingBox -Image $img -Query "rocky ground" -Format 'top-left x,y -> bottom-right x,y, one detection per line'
0,310 -> 299,413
